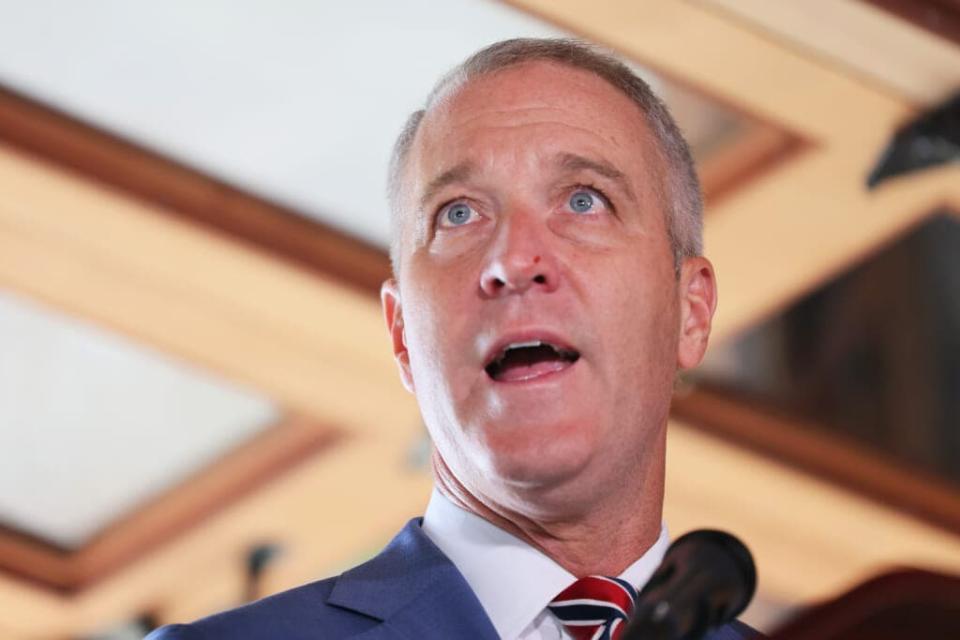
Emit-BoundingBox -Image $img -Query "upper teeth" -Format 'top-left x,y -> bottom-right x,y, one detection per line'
507,340 -> 544,350
485,339 -> 579,373
489,340 -> 552,366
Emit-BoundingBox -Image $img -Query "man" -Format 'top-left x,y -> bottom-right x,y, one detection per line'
149,38 -> 754,639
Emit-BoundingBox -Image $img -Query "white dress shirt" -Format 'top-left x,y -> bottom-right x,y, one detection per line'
421,489 -> 670,640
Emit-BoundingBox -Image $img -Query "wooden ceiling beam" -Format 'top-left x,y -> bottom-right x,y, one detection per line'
865,0 -> 960,51
0,142 -> 418,434
665,418 -> 960,606
672,386 -> 960,535
506,0 -> 913,139
0,86 -> 391,296
695,0 -> 960,105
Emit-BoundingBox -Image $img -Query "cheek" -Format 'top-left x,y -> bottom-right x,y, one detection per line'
595,261 -> 679,370
401,270 -> 476,394
403,294 -> 449,380
400,276 -> 494,473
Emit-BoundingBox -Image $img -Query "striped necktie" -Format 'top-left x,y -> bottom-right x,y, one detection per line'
548,575 -> 639,640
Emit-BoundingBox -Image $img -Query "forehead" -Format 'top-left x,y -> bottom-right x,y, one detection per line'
410,61 -> 658,181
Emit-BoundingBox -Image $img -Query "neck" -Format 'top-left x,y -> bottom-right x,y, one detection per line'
432,437 -> 665,577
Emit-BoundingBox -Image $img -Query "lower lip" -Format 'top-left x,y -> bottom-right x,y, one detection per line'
487,358 -> 579,384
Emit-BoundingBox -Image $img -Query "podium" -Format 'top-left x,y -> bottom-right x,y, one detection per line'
768,569 -> 960,640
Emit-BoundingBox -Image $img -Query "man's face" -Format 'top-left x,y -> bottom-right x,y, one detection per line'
382,62 -> 715,511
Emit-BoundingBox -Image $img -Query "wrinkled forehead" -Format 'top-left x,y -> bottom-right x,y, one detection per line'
408,61 -> 660,189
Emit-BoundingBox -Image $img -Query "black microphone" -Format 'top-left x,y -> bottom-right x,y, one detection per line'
622,529 -> 756,640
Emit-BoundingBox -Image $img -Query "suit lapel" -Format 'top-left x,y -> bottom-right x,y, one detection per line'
327,519 -> 500,640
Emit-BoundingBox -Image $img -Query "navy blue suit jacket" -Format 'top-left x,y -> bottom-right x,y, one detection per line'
147,518 -> 757,639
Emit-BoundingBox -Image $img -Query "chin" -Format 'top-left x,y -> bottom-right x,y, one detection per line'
478,415 -> 599,490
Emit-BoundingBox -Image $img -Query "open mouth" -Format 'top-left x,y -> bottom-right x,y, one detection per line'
484,340 -> 581,382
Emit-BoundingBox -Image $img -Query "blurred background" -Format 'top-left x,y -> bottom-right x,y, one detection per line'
0,1 -> 958,638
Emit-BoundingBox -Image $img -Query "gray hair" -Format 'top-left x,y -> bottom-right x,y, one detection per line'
387,37 -> 703,276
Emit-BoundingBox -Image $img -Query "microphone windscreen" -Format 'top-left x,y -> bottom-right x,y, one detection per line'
623,529 -> 757,640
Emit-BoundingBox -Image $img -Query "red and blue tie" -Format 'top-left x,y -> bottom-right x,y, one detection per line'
548,575 -> 639,640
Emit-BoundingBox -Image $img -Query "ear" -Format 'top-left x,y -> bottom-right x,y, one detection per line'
381,278 -> 415,393
676,256 -> 718,370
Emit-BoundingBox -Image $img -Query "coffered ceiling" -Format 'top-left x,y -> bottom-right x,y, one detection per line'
0,1 -> 958,638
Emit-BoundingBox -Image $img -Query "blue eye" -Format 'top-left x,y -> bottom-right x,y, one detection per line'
569,190 -> 596,213
443,203 -> 474,226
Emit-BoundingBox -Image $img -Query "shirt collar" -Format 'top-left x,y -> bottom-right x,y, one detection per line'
421,489 -> 670,640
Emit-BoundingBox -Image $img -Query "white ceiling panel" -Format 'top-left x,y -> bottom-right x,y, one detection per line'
0,290 -> 277,548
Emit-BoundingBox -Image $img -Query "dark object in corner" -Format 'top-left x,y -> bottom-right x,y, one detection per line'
867,90 -> 960,188
244,542 -> 284,603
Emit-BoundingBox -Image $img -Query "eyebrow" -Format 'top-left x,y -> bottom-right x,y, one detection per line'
419,161 -> 475,211
555,153 -> 637,203
416,153 -> 637,210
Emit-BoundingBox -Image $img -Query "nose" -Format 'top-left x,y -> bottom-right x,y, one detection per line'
479,211 -> 559,298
